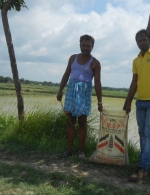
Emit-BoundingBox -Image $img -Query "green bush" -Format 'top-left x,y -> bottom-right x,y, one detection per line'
128,140 -> 140,165
0,107 -> 140,163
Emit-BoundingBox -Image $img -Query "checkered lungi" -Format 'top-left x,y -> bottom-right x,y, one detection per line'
64,79 -> 92,117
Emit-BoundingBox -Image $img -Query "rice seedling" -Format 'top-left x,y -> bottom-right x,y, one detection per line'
128,140 -> 140,165
0,95 -> 140,159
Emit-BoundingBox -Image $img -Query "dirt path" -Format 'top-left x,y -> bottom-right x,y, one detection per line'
0,154 -> 150,194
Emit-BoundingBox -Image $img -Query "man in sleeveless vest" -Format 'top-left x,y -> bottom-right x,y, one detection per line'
124,29 -> 150,182
57,34 -> 102,159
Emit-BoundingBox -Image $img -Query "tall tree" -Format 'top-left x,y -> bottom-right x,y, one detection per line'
0,0 -> 27,119
146,15 -> 150,39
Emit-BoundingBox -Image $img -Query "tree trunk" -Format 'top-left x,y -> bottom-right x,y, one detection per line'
1,1 -> 24,120
147,15 -> 150,39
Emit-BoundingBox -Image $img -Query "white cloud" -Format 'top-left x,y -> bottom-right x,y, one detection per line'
29,48 -> 48,56
0,0 -> 150,87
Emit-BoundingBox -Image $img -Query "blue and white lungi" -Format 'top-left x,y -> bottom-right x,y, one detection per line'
64,79 -> 92,117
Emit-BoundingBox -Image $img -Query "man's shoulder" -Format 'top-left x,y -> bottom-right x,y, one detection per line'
91,56 -> 100,65
70,54 -> 78,58
68,54 -> 78,64
133,56 -> 138,62
90,56 -> 101,71
69,54 -> 78,60
133,53 -> 140,63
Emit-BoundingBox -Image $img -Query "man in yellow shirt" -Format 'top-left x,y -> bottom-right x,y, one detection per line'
124,29 -> 150,182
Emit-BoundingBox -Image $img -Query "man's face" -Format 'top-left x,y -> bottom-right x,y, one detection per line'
80,39 -> 93,55
136,33 -> 150,52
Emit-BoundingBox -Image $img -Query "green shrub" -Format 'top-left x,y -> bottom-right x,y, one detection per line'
0,107 -> 141,162
128,140 -> 140,165
0,115 -> 15,130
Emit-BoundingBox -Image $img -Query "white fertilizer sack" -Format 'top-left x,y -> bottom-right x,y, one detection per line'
89,109 -> 129,165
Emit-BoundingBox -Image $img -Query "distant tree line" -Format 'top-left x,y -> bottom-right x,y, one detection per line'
102,86 -> 129,92
0,76 -> 129,91
0,76 -> 60,86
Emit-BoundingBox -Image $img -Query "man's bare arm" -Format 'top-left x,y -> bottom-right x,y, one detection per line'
56,56 -> 74,101
93,60 -> 102,112
123,74 -> 137,113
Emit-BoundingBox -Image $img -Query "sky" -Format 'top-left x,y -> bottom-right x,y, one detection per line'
0,0 -> 150,88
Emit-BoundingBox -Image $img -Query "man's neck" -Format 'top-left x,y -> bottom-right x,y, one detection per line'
80,53 -> 91,58
140,48 -> 149,56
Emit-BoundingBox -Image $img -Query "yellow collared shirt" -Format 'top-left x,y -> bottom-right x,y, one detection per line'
133,49 -> 150,100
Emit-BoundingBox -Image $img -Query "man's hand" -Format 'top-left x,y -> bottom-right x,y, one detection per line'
123,102 -> 131,114
56,91 -> 63,102
98,103 -> 103,112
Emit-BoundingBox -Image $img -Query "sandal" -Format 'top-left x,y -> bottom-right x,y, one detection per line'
57,150 -> 74,158
78,151 -> 86,159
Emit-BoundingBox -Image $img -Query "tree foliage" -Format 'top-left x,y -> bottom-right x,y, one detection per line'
0,0 -> 27,11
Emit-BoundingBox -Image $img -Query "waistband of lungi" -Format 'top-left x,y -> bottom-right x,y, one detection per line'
68,78 -> 92,86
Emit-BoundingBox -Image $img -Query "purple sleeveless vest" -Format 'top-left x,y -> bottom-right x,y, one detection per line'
70,54 -> 94,82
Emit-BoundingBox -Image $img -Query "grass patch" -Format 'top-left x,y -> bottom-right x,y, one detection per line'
0,107 -> 141,164
0,108 -> 140,161
0,162 -> 148,195
0,107 -> 149,195
0,107 -> 97,158
128,140 -> 140,165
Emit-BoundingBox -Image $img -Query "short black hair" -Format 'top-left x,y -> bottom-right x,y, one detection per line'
80,34 -> 95,47
135,29 -> 150,41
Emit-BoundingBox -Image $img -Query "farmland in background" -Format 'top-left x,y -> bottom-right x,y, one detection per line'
0,86 -> 139,148
0,82 -> 134,98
